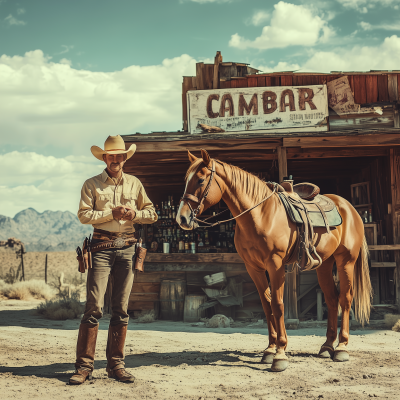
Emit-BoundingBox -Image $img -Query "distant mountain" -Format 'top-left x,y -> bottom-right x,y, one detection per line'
0,208 -> 93,252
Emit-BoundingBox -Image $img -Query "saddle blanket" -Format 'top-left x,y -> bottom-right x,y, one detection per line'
278,193 -> 343,228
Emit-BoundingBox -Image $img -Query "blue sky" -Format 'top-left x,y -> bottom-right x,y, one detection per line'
1,0 -> 400,217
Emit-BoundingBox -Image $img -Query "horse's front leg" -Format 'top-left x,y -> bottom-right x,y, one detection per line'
268,260 -> 288,372
246,265 -> 278,364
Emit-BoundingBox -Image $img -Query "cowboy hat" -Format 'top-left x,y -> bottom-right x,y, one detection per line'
91,135 -> 136,161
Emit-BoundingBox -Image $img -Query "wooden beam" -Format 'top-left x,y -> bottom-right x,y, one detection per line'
299,300 -> 318,318
213,51 -> 222,89
135,137 -> 282,153
368,244 -> 400,250
287,147 -> 389,159
283,133 -> 400,148
277,146 -> 287,183
146,253 -> 244,264
371,262 -> 396,268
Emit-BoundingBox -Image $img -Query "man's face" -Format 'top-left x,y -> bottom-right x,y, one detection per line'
103,153 -> 126,173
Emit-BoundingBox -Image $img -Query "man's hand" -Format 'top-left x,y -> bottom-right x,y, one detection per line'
112,206 -> 128,221
121,207 -> 136,221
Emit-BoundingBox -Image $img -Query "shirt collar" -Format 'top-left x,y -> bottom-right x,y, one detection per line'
101,169 -> 125,184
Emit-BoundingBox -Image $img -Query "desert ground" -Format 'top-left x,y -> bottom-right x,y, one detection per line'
0,299 -> 400,400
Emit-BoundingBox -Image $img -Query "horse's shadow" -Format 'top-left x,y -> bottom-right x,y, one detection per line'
0,350 -> 270,383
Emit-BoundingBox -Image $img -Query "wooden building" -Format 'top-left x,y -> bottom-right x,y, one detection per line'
121,52 -> 400,322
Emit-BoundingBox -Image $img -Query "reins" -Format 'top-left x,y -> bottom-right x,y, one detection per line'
180,159 -> 278,229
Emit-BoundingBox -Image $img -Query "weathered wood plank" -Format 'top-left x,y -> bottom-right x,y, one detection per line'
129,292 -> 159,302
370,262 -> 396,268
283,133 -> 400,148
368,244 -> 400,250
366,75 -> 378,103
131,282 -> 160,293
146,253 -> 244,264
353,75 -> 367,104
280,75 -> 293,86
257,76 -> 266,87
378,75 -> 389,102
135,271 -> 185,283
388,74 -> 399,102
196,63 -> 205,90
277,146 -> 287,183
247,76 -> 258,88
287,147 -> 389,159
134,137 -> 282,152
144,262 -> 247,272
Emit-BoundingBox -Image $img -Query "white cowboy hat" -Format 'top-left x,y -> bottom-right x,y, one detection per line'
91,135 -> 136,161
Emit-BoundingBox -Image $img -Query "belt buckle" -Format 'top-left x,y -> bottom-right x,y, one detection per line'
113,237 -> 126,248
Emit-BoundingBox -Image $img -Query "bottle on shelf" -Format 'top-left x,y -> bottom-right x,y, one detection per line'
368,208 -> 373,223
362,210 -> 368,223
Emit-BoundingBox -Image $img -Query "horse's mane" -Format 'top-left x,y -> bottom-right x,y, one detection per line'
185,158 -> 270,202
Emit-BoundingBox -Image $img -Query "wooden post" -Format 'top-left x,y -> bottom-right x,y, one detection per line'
390,148 -> 400,311
20,250 -> 25,282
284,266 -> 298,321
213,51 -> 222,89
277,147 -> 287,183
45,254 -> 48,284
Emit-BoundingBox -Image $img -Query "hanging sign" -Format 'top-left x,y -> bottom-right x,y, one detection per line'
187,85 -> 328,134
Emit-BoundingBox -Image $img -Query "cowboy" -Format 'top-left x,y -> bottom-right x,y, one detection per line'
69,135 -> 157,385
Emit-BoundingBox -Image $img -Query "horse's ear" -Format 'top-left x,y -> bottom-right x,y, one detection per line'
201,149 -> 211,167
188,150 -> 197,164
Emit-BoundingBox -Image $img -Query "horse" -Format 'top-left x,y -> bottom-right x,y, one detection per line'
176,149 -> 372,372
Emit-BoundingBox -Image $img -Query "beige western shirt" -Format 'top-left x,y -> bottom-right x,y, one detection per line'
78,170 -> 157,233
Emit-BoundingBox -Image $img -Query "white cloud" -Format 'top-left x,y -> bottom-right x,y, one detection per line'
4,14 -> 26,26
249,11 -> 270,26
359,21 -> 400,31
229,2 -> 334,50
16,7 -> 25,15
0,50 -> 197,156
273,35 -> 400,72
255,61 -> 301,73
0,151 -> 104,217
337,0 -> 400,12
57,45 -> 74,55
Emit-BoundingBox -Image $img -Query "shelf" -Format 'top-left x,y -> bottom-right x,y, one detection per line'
354,203 -> 373,208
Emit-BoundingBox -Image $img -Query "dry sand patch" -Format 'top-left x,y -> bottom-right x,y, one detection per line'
1,300 -> 400,399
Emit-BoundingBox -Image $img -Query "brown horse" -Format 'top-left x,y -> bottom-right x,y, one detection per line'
176,149 -> 372,372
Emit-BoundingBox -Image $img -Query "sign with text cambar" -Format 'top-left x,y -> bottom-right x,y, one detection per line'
187,85 -> 329,134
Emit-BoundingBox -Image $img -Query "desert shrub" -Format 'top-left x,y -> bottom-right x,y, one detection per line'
393,320 -> 400,333
0,279 -> 56,300
36,298 -> 84,320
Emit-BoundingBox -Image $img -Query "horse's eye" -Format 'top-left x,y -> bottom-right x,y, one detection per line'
198,178 -> 205,185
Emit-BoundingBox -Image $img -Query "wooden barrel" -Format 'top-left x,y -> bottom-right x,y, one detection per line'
183,295 -> 207,323
160,280 -> 187,321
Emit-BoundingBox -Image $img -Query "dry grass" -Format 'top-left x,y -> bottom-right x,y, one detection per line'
135,309 -> 156,323
35,298 -> 84,320
384,314 -> 400,331
0,279 -> 56,300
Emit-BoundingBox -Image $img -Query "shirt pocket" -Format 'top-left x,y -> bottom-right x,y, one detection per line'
95,193 -> 113,210
122,193 -> 136,209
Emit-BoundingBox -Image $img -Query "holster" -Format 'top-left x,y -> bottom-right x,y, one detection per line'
77,255 -> 85,273
134,246 -> 147,272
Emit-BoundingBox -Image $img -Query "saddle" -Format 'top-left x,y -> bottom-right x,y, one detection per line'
274,181 -> 342,271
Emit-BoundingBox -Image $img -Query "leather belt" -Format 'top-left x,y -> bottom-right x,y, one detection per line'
91,228 -> 137,252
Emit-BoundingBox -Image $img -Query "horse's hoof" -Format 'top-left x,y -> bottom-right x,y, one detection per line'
261,351 -> 275,364
271,358 -> 289,372
318,345 -> 334,359
333,350 -> 349,362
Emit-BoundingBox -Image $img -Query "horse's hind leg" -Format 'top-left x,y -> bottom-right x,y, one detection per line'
316,256 -> 338,359
333,254 -> 356,362
246,266 -> 278,364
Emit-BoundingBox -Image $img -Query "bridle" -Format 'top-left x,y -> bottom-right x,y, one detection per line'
180,159 -> 278,228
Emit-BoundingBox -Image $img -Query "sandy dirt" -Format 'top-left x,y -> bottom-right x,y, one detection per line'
0,300 -> 400,400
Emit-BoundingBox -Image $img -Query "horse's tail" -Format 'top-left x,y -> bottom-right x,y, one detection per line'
353,235 -> 372,326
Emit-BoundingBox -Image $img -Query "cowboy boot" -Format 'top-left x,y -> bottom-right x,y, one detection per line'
69,323 -> 99,385
106,323 -> 135,383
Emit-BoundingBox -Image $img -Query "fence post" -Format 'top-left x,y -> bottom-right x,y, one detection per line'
45,254 -> 48,284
